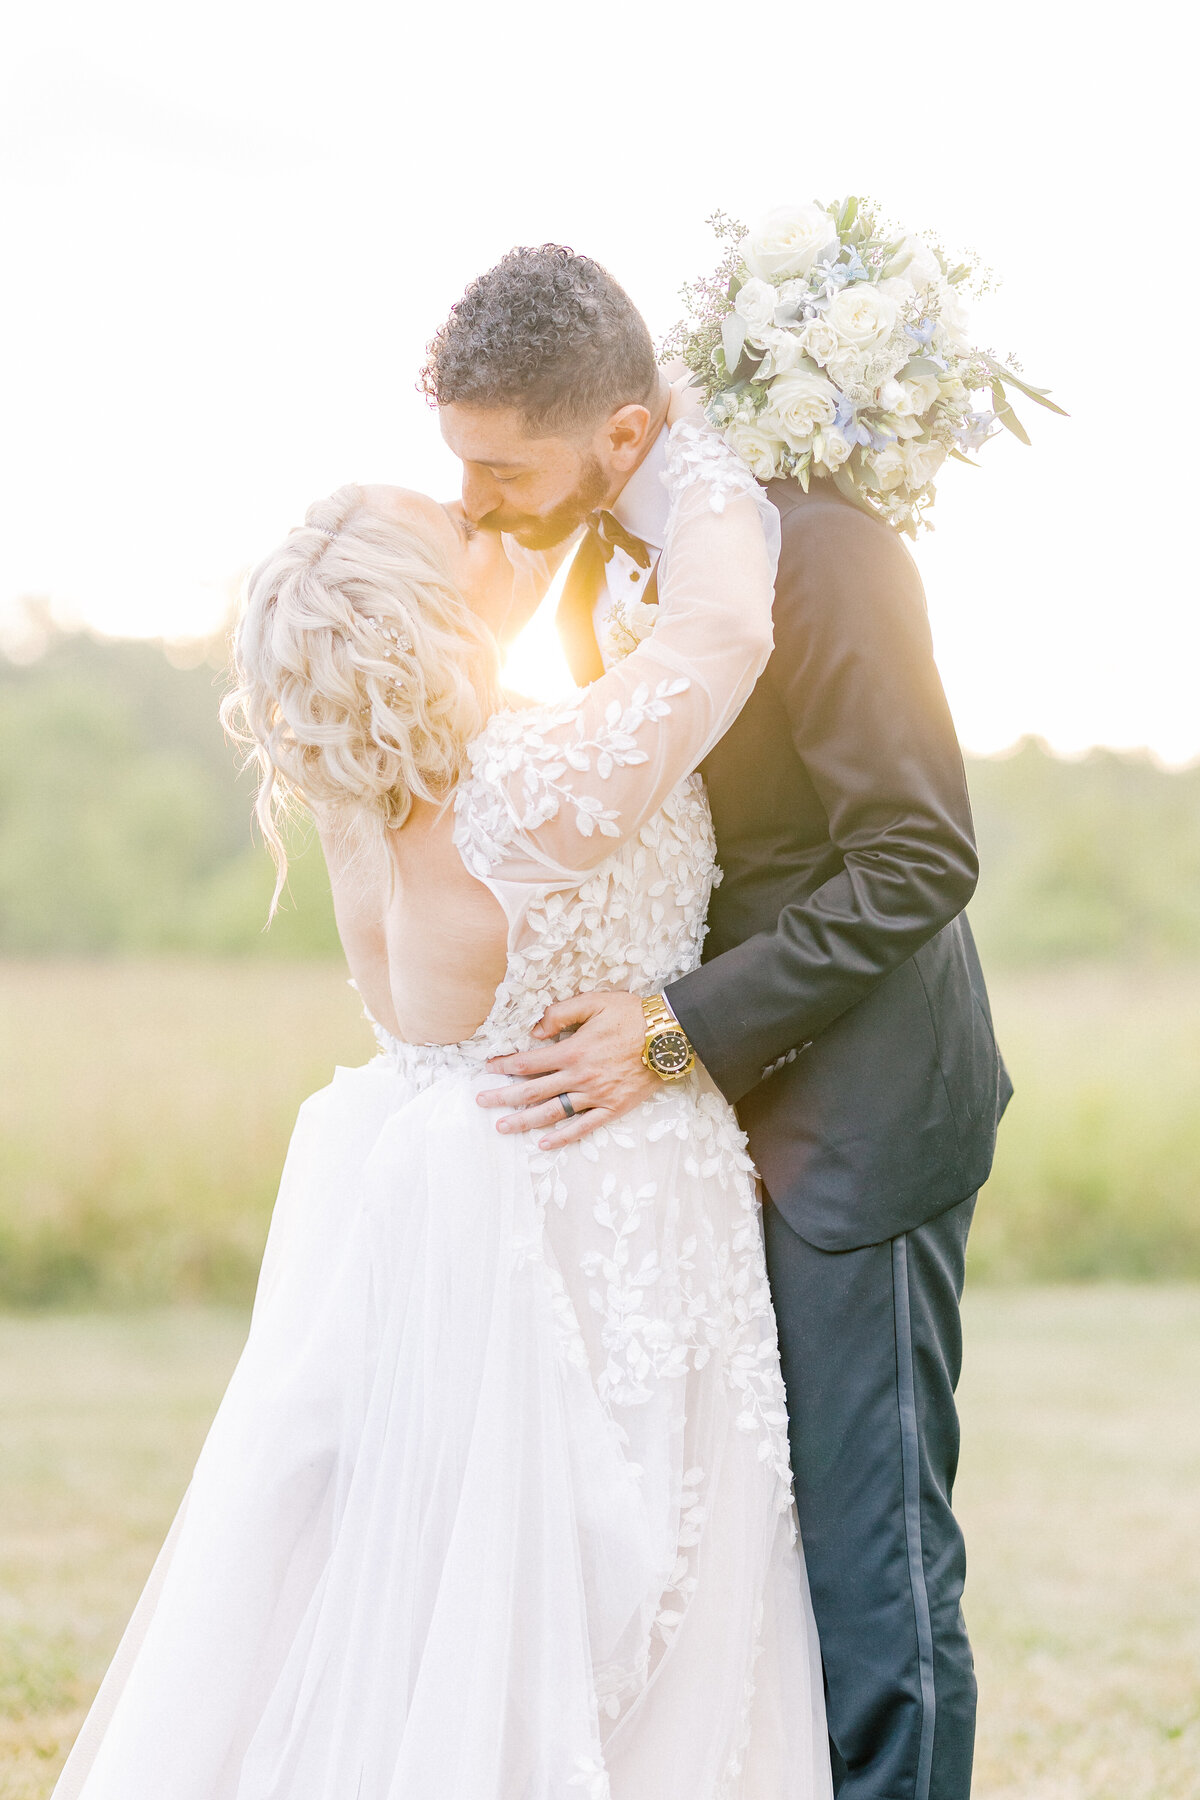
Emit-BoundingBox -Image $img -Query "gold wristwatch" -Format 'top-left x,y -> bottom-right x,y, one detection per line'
640,994 -> 695,1081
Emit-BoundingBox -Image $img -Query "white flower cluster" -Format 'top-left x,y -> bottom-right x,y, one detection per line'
672,198 -> 1060,536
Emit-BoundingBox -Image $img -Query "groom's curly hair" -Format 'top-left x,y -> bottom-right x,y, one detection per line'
420,245 -> 658,433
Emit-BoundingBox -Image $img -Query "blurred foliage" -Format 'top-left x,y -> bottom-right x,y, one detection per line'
0,629 -> 336,957
966,743 -> 1200,964
2,625 -> 1198,964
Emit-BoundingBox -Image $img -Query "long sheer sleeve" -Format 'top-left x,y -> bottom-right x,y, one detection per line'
454,422 -> 777,890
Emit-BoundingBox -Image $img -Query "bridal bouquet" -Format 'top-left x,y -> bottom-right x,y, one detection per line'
662,198 -> 1063,536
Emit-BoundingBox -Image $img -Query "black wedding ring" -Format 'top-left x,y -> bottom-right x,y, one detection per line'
557,1094 -> 576,1119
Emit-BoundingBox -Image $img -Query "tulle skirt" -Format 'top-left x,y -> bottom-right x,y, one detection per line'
55,1051 -> 831,1800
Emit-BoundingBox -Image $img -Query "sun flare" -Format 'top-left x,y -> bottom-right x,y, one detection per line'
499,553 -> 579,703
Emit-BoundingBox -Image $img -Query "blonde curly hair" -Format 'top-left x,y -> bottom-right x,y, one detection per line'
222,483 -> 503,911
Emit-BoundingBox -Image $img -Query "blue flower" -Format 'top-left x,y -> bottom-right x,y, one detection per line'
905,317 -> 937,346
957,411 -> 995,453
833,396 -> 874,449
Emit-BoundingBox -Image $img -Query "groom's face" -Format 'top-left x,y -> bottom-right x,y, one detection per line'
439,403 -> 633,551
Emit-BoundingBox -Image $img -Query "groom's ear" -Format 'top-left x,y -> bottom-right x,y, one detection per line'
601,401 -> 656,473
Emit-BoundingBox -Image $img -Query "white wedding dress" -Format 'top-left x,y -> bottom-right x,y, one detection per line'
55,427 -> 832,1800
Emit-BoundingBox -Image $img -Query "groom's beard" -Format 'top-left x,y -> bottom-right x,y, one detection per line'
481,456 -> 608,552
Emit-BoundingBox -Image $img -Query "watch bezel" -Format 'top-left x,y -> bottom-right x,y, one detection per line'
644,1027 -> 694,1078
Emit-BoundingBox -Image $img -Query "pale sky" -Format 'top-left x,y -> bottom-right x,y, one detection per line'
2,0 -> 1196,761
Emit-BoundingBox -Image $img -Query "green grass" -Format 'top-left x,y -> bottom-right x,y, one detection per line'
2,1292 -> 1197,1797
969,967 -> 1200,1279
2,958 -> 1199,1301
0,959 -> 374,1305
0,1309 -> 248,1794
961,1287 -> 1200,1798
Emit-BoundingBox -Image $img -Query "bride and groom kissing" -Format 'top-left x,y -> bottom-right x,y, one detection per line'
56,244 -> 1010,1800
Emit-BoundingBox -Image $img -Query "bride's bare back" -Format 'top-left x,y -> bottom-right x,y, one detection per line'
321,799 -> 509,1047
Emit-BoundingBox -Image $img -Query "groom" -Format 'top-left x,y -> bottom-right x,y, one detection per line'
426,244 -> 1011,1800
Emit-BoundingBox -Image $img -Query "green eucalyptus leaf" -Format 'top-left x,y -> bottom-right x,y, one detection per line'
721,312 -> 747,379
1012,383 -> 1068,417
994,394 -> 1032,446
831,466 -> 887,521
949,448 -> 980,467
983,355 -> 1069,416
884,247 -> 915,279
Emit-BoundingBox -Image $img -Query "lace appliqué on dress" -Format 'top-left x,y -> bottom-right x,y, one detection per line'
453,680 -> 691,879
662,420 -> 764,514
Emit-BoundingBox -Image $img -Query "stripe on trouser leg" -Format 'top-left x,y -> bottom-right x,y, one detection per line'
893,1235 -> 936,1800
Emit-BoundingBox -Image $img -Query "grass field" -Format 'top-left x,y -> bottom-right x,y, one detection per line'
2,958 -> 1200,1300
1,1289 -> 1197,1798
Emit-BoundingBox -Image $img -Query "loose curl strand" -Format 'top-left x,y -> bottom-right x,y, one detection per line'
222,483 -> 503,915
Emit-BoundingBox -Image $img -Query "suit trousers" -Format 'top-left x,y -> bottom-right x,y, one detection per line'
762,1190 -> 977,1800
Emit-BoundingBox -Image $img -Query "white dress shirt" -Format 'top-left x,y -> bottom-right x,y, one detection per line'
592,425 -> 671,670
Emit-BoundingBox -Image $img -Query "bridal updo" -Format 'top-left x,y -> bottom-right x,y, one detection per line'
223,483 -> 503,907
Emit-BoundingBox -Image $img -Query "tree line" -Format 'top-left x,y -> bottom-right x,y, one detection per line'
3,630 -> 1197,964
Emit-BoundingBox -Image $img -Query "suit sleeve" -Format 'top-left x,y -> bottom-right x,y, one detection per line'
665,497 -> 979,1106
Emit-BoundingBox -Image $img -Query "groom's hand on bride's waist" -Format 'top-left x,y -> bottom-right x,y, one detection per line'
477,992 -> 659,1149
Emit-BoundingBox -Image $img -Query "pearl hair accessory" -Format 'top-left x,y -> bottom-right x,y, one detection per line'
366,615 -> 413,656
357,616 -> 412,727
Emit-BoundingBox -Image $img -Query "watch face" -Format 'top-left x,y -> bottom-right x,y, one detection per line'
648,1029 -> 692,1075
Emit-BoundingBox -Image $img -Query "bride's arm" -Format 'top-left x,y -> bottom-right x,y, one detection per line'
455,417 -> 777,887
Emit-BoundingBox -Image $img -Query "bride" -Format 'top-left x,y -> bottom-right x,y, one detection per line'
54,393 -> 832,1799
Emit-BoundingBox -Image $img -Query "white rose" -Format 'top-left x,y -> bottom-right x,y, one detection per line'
938,374 -> 969,407
774,278 -> 812,316
893,235 -> 943,291
824,348 -> 865,391
814,427 -> 854,471
868,443 -> 908,492
733,276 -> 779,334
797,318 -> 840,367
877,274 -> 918,306
904,438 -> 948,487
767,370 -> 839,450
876,378 -> 906,414
825,282 -> 898,350
755,333 -> 810,378
933,280 -> 971,349
900,369 -> 942,415
741,203 -> 839,282
724,417 -> 786,482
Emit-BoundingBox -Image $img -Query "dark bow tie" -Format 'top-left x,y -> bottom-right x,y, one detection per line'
585,509 -> 653,572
